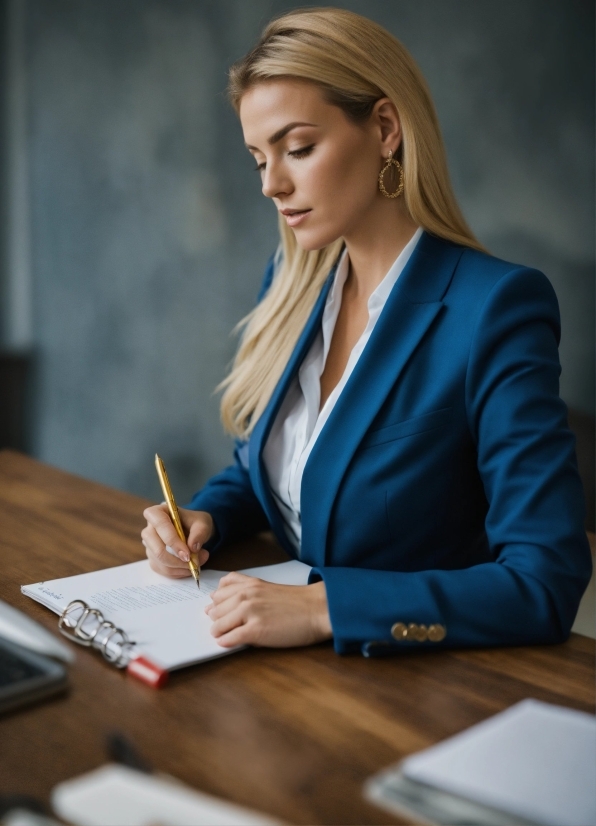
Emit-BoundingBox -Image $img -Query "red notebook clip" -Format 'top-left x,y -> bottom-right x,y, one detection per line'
127,656 -> 169,688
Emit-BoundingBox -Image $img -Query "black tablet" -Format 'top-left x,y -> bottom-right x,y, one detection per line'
0,635 -> 68,715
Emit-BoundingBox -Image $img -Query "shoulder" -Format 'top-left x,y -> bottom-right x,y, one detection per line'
453,244 -> 558,308
434,240 -> 560,337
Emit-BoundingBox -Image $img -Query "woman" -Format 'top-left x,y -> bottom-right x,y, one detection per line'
141,8 -> 591,655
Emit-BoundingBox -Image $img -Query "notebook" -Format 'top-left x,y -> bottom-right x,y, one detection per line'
22,559 -> 311,672
365,698 -> 596,826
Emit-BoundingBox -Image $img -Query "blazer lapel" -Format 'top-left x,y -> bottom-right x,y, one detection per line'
300,233 -> 465,567
248,262 -> 338,544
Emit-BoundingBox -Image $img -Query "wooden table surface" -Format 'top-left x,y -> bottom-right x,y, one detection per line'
0,450 -> 594,825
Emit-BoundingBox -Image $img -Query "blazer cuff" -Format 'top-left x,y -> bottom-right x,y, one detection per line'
309,566 -> 447,656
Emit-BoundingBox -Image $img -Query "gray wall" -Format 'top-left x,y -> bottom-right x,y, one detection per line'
11,0 -> 596,503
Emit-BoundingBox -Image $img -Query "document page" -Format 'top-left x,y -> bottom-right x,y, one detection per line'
22,559 -> 311,670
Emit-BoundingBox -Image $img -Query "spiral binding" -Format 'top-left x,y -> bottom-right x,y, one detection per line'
58,599 -> 136,668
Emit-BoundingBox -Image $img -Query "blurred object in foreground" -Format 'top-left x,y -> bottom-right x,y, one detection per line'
51,764 -> 280,826
365,698 -> 596,826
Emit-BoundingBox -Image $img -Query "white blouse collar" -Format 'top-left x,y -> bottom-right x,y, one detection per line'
321,226 -> 423,359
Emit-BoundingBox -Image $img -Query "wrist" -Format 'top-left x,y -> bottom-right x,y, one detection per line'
310,581 -> 333,642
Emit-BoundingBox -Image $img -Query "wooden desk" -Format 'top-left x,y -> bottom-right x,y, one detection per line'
0,451 -> 594,825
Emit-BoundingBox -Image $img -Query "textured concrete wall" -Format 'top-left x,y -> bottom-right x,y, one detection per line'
22,0 -> 594,503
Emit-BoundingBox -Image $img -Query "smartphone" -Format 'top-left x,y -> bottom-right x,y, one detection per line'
0,635 -> 68,715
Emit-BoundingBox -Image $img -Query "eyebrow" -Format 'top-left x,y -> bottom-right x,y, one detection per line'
245,121 -> 317,151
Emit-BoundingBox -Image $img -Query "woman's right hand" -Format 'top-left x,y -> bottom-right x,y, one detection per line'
141,505 -> 213,578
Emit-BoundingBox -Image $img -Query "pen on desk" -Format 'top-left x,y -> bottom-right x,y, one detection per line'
154,454 -> 200,589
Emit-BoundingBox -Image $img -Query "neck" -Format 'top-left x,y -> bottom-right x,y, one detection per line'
342,197 -> 420,300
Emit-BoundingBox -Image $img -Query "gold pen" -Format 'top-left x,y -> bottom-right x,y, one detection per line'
154,453 -> 200,589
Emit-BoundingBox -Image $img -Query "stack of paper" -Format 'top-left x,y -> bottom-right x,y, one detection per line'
365,699 -> 596,826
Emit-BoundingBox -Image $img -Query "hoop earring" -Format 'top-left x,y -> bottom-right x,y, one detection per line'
378,150 -> 404,198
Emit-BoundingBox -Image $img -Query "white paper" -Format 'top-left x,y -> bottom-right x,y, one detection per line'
240,559 -> 311,585
401,698 -> 596,826
51,764 -> 278,826
22,558 -> 311,671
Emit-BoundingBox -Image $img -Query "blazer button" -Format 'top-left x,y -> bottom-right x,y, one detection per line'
406,623 -> 419,641
391,622 -> 407,640
428,624 -> 446,642
414,624 -> 428,642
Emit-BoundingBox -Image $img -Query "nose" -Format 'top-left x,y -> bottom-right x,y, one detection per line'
261,159 -> 293,200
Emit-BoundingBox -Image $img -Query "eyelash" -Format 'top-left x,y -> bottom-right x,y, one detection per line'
253,144 -> 315,172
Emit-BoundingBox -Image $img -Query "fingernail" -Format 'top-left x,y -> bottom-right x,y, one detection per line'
193,542 -> 202,551
180,550 -> 190,562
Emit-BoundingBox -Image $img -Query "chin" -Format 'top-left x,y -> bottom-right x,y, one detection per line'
293,225 -> 343,252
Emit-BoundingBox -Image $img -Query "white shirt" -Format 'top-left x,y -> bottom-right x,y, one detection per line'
262,227 -> 423,554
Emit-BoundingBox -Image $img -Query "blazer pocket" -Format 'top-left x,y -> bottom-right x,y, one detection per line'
360,407 -> 453,449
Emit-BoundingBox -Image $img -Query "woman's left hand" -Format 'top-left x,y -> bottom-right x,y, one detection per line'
205,573 -> 333,648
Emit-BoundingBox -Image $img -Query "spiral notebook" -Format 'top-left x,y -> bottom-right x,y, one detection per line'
21,559 -> 311,681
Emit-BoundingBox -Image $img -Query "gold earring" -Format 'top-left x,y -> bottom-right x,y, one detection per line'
378,150 -> 404,198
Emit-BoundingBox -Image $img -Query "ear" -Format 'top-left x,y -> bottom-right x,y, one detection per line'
372,97 -> 402,157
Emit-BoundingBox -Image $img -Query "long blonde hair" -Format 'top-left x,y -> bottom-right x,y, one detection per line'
219,7 -> 483,439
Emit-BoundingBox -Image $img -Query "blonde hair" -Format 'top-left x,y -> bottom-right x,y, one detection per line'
219,6 -> 484,439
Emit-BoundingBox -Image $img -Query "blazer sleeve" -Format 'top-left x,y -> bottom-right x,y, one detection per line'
184,252 -> 278,552
310,267 -> 592,654
185,439 -> 270,551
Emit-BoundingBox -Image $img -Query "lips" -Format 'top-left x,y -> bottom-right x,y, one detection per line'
280,208 -> 312,228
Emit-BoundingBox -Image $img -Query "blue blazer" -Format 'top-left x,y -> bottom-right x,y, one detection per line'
188,232 -> 592,655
